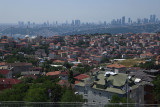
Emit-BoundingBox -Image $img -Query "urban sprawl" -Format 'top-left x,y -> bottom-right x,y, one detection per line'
0,32 -> 160,105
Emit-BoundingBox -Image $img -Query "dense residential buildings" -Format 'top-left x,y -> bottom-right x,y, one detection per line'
0,32 -> 160,104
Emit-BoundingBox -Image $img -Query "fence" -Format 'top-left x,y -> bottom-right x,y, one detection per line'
0,101 -> 159,107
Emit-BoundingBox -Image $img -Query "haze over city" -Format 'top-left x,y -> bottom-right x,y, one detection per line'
1,0 -> 160,106
0,0 -> 160,24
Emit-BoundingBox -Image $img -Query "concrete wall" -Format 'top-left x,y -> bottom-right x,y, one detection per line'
76,84 -> 144,104
76,85 -> 117,104
129,85 -> 144,104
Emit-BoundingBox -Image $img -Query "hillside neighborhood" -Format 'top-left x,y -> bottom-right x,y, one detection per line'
0,33 -> 160,105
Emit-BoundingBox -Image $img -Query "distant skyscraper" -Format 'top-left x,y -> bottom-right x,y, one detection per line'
119,19 -> 122,24
122,16 -> 125,25
72,20 -> 74,25
156,18 -> 159,23
18,21 -> 24,26
150,15 -> 153,23
143,18 -> 149,24
149,14 -> 156,23
116,19 -> 119,24
56,21 -> 58,25
33,22 -> 35,25
27,21 -> 30,26
153,14 -> 156,23
128,18 -> 131,24
75,20 -> 80,26
111,19 -> 116,25
116,19 -> 121,25
47,21 -> 49,26
137,18 -> 141,24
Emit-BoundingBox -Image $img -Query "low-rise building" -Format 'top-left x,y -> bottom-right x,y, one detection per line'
106,64 -> 126,73
0,78 -> 21,90
75,71 -> 144,104
7,62 -> 32,75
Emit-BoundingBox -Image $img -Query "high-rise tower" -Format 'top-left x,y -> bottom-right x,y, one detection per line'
122,16 -> 125,25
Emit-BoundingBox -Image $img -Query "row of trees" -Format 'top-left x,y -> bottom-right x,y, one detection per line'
0,76 -> 84,102
152,75 -> 160,101
4,54 -> 38,66
134,60 -> 160,70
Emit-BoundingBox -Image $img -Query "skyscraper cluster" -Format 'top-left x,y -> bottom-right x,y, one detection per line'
18,14 -> 159,27
111,14 -> 159,25
72,20 -> 81,26
150,14 -> 156,23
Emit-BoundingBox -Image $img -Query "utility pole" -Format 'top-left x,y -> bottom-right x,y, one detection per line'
127,71 -> 129,107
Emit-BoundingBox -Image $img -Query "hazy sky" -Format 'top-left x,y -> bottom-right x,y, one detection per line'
0,0 -> 160,23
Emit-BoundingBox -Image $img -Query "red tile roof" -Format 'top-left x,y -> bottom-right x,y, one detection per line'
21,42 -> 27,45
46,71 -> 61,76
75,80 -> 81,84
7,62 -> 32,66
60,71 -> 68,76
74,74 -> 89,80
0,78 -> 21,84
0,69 -> 10,75
58,80 -> 68,85
0,62 -> 6,66
53,60 -> 64,63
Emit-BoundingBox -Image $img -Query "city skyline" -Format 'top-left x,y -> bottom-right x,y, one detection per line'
17,14 -> 159,25
0,0 -> 160,23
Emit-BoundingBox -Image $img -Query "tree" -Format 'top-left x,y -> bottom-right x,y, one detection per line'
68,70 -> 75,84
110,95 -> 121,103
0,74 -> 5,78
152,75 -> 160,101
31,80 -> 63,102
108,95 -> 133,107
21,77 -> 34,83
61,89 -> 83,102
74,64 -> 91,74
138,61 -> 155,70
63,62 -> 72,69
101,57 -> 109,63
51,83 -> 63,102
24,88 -> 48,102
0,83 -> 29,101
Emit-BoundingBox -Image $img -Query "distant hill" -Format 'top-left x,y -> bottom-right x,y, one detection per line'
62,24 -> 160,35
1,23 -> 160,36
